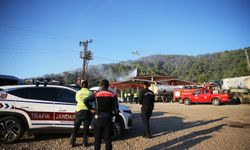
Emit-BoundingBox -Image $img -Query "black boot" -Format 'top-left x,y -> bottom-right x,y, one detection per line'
145,132 -> 152,138
83,138 -> 89,147
69,135 -> 76,147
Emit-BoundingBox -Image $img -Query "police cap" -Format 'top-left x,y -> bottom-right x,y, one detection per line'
81,80 -> 88,87
100,79 -> 109,88
143,81 -> 150,87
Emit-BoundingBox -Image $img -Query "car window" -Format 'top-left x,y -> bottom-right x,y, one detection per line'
8,88 -> 28,98
193,90 -> 201,95
55,88 -> 75,103
8,87 -> 56,101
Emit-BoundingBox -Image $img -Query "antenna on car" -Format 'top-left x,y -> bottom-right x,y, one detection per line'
36,80 -> 39,87
44,80 -> 47,87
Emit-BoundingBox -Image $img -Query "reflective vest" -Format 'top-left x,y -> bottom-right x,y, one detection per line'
133,93 -> 138,98
75,88 -> 91,112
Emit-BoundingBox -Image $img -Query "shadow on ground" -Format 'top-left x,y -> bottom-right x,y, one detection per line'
119,111 -> 227,141
1,111 -> 227,150
146,124 -> 226,150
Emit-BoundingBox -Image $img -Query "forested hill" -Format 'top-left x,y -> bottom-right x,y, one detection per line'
88,47 -> 250,83
42,47 -> 250,85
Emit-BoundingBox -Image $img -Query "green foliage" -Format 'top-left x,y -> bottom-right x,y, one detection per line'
40,47 -> 250,86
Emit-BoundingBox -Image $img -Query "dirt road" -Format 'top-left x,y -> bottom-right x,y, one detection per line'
1,103 -> 250,150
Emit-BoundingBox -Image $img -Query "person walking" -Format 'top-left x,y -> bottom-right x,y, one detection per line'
69,80 -> 92,147
84,79 -> 119,150
139,81 -> 155,138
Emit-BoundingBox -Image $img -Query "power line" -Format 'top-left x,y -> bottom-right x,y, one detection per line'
0,29 -> 70,41
0,23 -> 81,40
0,45 -> 123,63
0,47 -> 78,54
94,56 -> 120,62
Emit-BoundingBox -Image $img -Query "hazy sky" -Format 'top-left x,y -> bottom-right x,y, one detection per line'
0,0 -> 249,78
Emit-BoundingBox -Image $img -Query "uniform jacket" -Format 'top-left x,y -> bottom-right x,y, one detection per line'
139,88 -> 155,111
75,88 -> 91,112
84,87 -> 119,115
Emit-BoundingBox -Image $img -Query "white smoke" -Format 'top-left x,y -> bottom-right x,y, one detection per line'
116,68 -> 137,82
89,65 -> 137,82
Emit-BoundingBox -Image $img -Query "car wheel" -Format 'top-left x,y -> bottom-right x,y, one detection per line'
112,120 -> 123,139
184,99 -> 191,105
212,98 -> 220,106
0,116 -> 24,144
240,98 -> 246,104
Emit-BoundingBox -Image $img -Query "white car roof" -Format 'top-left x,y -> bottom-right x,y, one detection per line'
89,86 -> 100,91
0,84 -> 77,92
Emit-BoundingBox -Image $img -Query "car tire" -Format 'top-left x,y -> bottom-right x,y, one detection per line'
212,98 -> 220,106
0,116 -> 24,144
240,97 -> 246,104
184,99 -> 191,105
112,119 -> 124,139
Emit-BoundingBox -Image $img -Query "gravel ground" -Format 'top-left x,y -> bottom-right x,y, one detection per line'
1,103 -> 250,150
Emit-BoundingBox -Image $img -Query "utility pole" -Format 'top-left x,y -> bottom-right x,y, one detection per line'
244,48 -> 250,70
79,39 -> 93,80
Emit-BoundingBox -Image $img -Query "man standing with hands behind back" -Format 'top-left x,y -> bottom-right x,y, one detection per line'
139,81 -> 155,138
84,79 -> 119,150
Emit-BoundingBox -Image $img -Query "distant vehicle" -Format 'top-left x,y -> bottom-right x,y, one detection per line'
221,76 -> 250,90
68,84 -> 81,91
180,89 -> 231,105
131,51 -> 141,55
208,80 -> 221,87
89,86 -> 100,93
173,88 -> 197,103
0,84 -> 132,143
0,75 -> 21,86
221,76 -> 250,104
154,85 -> 182,102
229,88 -> 250,104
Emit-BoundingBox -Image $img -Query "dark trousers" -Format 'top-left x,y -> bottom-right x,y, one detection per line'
141,106 -> 153,135
134,97 -> 138,104
93,114 -> 112,150
71,110 -> 91,143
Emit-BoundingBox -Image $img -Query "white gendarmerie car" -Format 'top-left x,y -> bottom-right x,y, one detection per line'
0,84 -> 133,143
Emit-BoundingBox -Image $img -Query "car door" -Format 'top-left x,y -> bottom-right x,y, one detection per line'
197,90 -> 209,103
8,87 -> 56,129
192,90 -> 201,102
201,90 -> 211,103
53,87 -> 76,128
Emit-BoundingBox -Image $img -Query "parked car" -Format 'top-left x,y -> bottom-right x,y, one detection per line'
229,88 -> 250,104
180,89 -> 230,105
173,88 -> 197,103
0,84 -> 132,143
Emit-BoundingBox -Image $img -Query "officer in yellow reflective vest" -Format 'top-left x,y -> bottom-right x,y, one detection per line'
133,92 -> 139,104
70,80 -> 92,147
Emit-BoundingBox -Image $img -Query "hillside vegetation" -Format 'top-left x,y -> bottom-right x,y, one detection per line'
42,47 -> 250,86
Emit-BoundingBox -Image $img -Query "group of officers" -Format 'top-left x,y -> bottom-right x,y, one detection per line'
123,92 -> 139,103
69,79 -> 155,150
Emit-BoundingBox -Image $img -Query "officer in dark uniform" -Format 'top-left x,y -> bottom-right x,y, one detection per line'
69,80 -> 92,147
139,81 -> 155,138
84,79 -> 119,150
